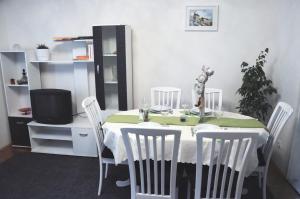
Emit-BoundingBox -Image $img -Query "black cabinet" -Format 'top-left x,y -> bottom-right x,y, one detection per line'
93,25 -> 133,111
8,117 -> 32,147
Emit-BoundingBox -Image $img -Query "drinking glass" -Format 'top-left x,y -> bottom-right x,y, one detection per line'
182,103 -> 189,115
214,106 -> 224,119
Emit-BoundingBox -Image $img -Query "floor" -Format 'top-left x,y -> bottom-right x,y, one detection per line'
0,146 -> 299,199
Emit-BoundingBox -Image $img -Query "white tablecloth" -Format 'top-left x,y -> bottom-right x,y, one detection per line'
103,109 -> 269,176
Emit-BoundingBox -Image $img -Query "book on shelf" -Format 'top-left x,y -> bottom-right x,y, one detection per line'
87,44 -> 94,60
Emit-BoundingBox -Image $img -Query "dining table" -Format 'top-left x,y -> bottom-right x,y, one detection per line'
102,109 -> 269,176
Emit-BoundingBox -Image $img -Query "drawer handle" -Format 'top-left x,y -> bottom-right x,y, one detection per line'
16,121 -> 25,125
79,133 -> 88,137
97,65 -> 100,74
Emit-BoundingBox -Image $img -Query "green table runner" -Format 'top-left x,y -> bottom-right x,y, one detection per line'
105,115 -> 265,128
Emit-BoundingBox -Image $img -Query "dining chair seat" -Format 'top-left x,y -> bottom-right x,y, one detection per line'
257,148 -> 266,167
102,146 -> 114,159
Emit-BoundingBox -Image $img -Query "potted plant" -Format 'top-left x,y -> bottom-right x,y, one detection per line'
36,44 -> 50,61
236,48 -> 277,122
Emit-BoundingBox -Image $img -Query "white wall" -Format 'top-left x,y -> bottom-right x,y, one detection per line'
0,0 -> 285,108
270,0 -> 300,183
0,0 -> 298,177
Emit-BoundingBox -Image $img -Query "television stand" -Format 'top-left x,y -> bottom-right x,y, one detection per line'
27,116 -> 97,157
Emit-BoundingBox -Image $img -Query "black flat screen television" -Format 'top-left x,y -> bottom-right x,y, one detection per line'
30,89 -> 73,124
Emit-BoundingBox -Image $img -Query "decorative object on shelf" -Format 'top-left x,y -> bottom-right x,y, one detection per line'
74,55 -> 89,60
17,69 -> 28,85
72,44 -> 87,60
237,48 -> 277,122
18,107 -> 31,115
194,66 -> 214,118
12,43 -> 22,51
10,78 -> 16,85
185,5 -> 219,31
36,44 -> 50,61
87,44 -> 94,60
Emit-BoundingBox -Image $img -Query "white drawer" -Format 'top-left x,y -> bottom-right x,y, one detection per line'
72,128 -> 97,157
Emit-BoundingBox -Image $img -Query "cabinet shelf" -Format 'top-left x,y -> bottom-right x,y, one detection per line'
7,84 -> 28,88
104,81 -> 118,84
30,60 -> 94,64
31,134 -> 72,141
30,129 -> 73,141
9,112 -> 32,118
31,140 -> 74,156
73,60 -> 94,63
103,53 -> 117,57
30,60 -> 74,64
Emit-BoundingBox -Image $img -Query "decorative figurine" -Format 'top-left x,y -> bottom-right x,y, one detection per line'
17,69 -> 28,85
194,65 -> 214,118
10,78 -> 16,85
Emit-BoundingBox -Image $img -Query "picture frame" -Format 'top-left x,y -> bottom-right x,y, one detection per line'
185,5 -> 219,31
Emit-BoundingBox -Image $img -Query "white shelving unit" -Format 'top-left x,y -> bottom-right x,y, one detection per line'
0,51 -> 41,147
0,51 -> 37,118
28,116 -> 97,157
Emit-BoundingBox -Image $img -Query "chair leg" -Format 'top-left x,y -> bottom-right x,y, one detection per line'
98,161 -> 103,196
258,171 -> 262,188
186,180 -> 191,199
263,169 -> 268,199
105,163 -> 109,179
175,187 -> 179,199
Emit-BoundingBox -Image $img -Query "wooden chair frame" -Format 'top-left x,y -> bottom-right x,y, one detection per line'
82,96 -> 115,196
121,127 -> 181,199
194,130 -> 258,199
258,102 -> 293,199
151,87 -> 181,109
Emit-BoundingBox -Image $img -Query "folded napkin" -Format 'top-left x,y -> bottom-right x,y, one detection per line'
105,115 -> 265,128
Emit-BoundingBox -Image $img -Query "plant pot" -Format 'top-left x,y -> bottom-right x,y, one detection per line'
36,49 -> 50,61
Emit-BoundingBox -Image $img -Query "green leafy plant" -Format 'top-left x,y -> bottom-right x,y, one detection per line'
236,48 -> 277,122
36,44 -> 49,49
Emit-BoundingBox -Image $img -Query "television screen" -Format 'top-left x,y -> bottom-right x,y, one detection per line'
30,89 -> 73,124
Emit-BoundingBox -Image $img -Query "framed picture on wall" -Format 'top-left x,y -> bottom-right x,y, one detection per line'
185,5 -> 219,31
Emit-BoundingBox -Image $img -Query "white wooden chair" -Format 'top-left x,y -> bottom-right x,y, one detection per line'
121,127 -> 181,199
82,96 -> 115,196
151,87 -> 181,109
257,102 -> 293,199
192,88 -> 223,111
192,130 -> 258,199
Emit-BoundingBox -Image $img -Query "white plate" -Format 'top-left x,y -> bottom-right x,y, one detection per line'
190,107 -> 212,115
193,124 -> 220,133
150,105 -> 170,113
138,122 -> 161,127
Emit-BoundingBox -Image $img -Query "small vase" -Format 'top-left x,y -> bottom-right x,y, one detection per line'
36,49 -> 50,61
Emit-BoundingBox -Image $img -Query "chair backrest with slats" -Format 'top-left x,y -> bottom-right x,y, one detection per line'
151,87 -> 181,109
121,127 -> 181,199
192,88 -> 223,111
195,130 -> 258,199
82,96 -> 104,157
263,102 -> 293,168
